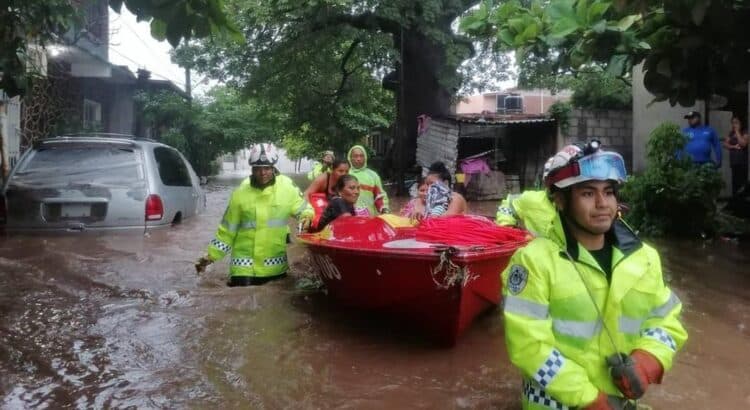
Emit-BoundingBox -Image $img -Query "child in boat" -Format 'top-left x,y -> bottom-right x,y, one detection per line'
400,176 -> 428,220
314,174 -> 368,231
424,162 -> 467,218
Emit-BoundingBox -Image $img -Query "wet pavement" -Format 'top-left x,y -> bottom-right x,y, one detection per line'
1,177 -> 749,409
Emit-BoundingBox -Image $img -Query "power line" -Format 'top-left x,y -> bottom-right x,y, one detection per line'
108,47 -> 185,88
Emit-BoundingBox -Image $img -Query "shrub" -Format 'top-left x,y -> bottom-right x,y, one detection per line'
620,123 -> 723,237
549,101 -> 572,135
571,71 -> 632,110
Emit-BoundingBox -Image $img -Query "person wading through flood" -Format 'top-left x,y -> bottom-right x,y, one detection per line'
195,143 -> 313,286
347,145 -> 389,215
501,142 -> 687,410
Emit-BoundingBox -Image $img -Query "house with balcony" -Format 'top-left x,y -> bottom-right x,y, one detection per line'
1,0 -> 184,170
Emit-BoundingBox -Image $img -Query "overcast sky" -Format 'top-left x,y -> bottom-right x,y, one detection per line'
108,7 -> 515,97
108,8 -> 187,91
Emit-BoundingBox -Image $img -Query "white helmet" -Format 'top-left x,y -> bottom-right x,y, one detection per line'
544,140 -> 627,189
248,143 -> 278,167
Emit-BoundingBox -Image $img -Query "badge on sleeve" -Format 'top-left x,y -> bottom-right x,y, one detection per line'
508,264 -> 528,294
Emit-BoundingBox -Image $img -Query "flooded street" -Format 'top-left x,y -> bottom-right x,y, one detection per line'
1,178 -> 749,409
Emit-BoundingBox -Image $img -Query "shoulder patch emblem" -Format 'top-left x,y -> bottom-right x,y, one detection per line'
508,264 -> 528,295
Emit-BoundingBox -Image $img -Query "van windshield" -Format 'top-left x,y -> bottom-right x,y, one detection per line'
11,145 -> 144,188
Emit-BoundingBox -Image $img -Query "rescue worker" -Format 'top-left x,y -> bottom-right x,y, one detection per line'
347,145 -> 389,215
195,143 -> 313,286
307,150 -> 335,180
495,190 -> 555,236
501,142 -> 687,409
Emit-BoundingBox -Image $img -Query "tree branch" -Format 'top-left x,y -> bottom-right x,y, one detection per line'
310,11 -> 402,35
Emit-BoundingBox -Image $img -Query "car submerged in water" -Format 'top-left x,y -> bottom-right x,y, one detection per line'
0,134 -> 206,233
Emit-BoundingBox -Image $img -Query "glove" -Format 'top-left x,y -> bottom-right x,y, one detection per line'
299,217 -> 312,232
608,350 -> 663,399
195,255 -> 213,274
583,392 -> 637,410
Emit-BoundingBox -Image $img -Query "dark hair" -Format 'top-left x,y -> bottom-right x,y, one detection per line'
416,175 -> 427,186
330,159 -> 350,171
335,174 -> 358,193
427,161 -> 452,187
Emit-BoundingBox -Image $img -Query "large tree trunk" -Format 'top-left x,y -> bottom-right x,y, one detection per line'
393,28 -> 455,193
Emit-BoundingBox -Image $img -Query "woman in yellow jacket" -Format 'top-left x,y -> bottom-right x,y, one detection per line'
196,143 -> 313,286
501,142 -> 687,409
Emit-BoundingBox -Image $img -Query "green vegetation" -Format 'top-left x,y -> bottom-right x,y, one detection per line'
620,123 -> 723,237
461,0 -> 750,107
174,0 -> 512,176
570,70 -> 631,110
1,0 -> 236,97
135,87 -> 269,176
548,101 -> 572,135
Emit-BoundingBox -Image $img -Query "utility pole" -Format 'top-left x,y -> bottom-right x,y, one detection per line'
185,66 -> 192,101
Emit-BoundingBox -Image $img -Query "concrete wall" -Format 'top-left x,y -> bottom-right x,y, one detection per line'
632,64 -> 702,172
563,108 -> 633,169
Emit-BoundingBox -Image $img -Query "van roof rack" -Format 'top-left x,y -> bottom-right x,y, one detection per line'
49,133 -> 156,142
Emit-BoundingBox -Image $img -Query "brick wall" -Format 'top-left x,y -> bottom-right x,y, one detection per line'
564,109 -> 633,169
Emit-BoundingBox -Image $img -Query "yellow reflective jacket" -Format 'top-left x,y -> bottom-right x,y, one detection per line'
347,145 -> 389,214
307,162 -> 325,181
496,190 -> 556,236
207,175 -> 313,278
501,214 -> 687,409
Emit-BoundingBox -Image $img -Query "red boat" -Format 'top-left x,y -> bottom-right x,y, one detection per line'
297,216 -> 525,346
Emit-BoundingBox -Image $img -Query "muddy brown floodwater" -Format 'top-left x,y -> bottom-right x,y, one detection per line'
1,177 -> 749,409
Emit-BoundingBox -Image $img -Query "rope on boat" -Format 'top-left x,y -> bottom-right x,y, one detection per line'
431,247 -> 477,289
417,215 -> 530,249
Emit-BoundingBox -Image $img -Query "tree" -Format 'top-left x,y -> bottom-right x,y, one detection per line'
135,86 -> 270,176
0,0 -> 237,97
174,0 -> 511,188
461,0 -> 750,108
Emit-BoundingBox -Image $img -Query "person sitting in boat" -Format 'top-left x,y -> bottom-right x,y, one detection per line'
304,159 -> 350,203
195,143 -> 313,286
314,174 -> 369,231
424,161 -> 467,218
347,145 -> 389,215
400,176 -> 428,220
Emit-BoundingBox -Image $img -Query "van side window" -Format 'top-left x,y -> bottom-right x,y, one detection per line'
154,147 -> 192,187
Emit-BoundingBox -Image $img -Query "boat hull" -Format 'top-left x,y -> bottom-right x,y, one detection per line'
305,240 -> 513,346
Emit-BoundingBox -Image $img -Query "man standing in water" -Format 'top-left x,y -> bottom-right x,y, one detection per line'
196,143 -> 313,286
347,145 -> 389,215
682,111 -> 722,167
501,143 -> 687,409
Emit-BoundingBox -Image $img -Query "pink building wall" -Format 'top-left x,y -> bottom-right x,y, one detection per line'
455,89 -> 572,115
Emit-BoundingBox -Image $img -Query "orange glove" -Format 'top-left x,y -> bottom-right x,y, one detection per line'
608,349 -> 664,399
583,392 -> 615,410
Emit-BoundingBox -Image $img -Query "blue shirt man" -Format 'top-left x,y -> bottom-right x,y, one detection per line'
681,111 -> 722,167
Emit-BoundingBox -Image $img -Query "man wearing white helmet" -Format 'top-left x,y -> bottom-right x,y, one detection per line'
500,142 -> 687,409
196,143 -> 313,286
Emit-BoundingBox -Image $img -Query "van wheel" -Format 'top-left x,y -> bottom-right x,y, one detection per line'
172,212 -> 182,225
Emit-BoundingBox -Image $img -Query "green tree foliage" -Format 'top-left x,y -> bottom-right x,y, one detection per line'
174,0 -> 511,175
570,70 -> 632,110
620,123 -> 723,237
0,0 -> 237,97
461,0 -> 750,107
135,87 -> 270,176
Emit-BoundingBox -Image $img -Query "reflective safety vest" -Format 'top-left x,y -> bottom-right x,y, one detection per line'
307,162 -> 325,181
496,190 -> 556,236
207,175 -> 313,278
501,215 -> 687,409
347,145 -> 388,214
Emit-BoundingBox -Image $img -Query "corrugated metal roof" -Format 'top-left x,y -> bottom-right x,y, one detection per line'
441,114 -> 556,125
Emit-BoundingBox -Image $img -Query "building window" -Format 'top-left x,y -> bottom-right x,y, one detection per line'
83,99 -> 102,130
